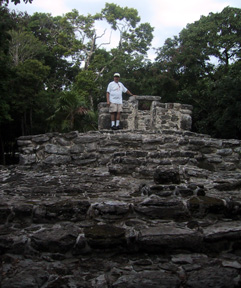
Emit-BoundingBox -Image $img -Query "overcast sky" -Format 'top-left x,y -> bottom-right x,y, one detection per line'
8,0 -> 241,60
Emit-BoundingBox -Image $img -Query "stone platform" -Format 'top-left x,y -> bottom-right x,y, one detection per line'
1,129 -> 241,287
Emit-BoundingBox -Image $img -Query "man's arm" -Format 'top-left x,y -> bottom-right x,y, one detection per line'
126,90 -> 135,96
106,92 -> 110,105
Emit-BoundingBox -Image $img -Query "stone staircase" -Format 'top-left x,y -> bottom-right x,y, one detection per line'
1,129 -> 241,287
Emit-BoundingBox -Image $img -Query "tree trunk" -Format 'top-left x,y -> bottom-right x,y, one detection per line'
89,94 -> 94,110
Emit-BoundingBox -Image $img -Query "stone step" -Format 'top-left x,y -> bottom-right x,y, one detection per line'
1,128 -> 241,287
1,249 -> 241,288
2,219 -> 241,257
17,130 -> 241,171
1,185 -> 239,227
1,165 -> 241,226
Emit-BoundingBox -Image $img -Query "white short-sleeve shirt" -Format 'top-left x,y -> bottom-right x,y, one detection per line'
107,81 -> 127,104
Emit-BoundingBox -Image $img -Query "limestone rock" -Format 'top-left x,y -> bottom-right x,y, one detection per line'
84,224 -> 126,248
154,168 -> 181,184
31,224 -> 81,253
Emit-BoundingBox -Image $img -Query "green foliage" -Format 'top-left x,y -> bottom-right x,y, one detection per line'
101,3 -> 153,55
15,59 -> 50,95
155,6 -> 241,139
0,7 -> 13,124
127,23 -> 154,54
73,70 -> 99,109
8,29 -> 45,65
11,59 -> 50,135
102,3 -> 140,30
47,91 -> 97,132
210,63 -> 241,139
29,12 -> 76,56
179,7 -> 241,67
26,12 -> 79,91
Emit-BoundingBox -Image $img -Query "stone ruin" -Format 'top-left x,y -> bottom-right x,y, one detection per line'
1,97 -> 241,287
98,96 -> 193,131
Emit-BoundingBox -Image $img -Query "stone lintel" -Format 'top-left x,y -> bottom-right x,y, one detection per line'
135,96 -> 161,101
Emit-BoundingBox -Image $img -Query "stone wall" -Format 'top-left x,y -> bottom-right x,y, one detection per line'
17,130 -> 241,172
98,96 -> 193,131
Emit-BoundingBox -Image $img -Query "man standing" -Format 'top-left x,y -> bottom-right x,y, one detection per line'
106,73 -> 135,130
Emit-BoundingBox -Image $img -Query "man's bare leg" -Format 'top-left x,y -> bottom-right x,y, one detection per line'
116,112 -> 121,121
110,112 -> 117,129
111,112 -> 116,122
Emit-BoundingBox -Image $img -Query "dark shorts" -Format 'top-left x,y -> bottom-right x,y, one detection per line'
109,103 -> 123,113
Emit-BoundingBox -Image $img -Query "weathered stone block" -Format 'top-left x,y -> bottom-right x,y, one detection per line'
186,266 -> 240,288
32,134 -> 50,143
180,114 -> 192,130
43,200 -> 90,222
17,140 -> 33,146
72,155 -> 97,165
73,135 -> 100,144
45,144 -> 69,155
56,137 -> 70,146
90,201 -> 130,220
134,196 -> 189,220
137,224 -> 202,252
84,224 -> 126,248
217,148 -> 233,156
43,155 -> 71,164
31,225 -> 80,253
154,168 -> 181,184
1,265 -> 49,288
19,154 -> 36,164
111,270 -> 181,288
188,196 -> 225,216
69,144 -> 85,154
64,130 -> 79,139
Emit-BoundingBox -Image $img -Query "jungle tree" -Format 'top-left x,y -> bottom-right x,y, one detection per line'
155,6 -> 241,138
